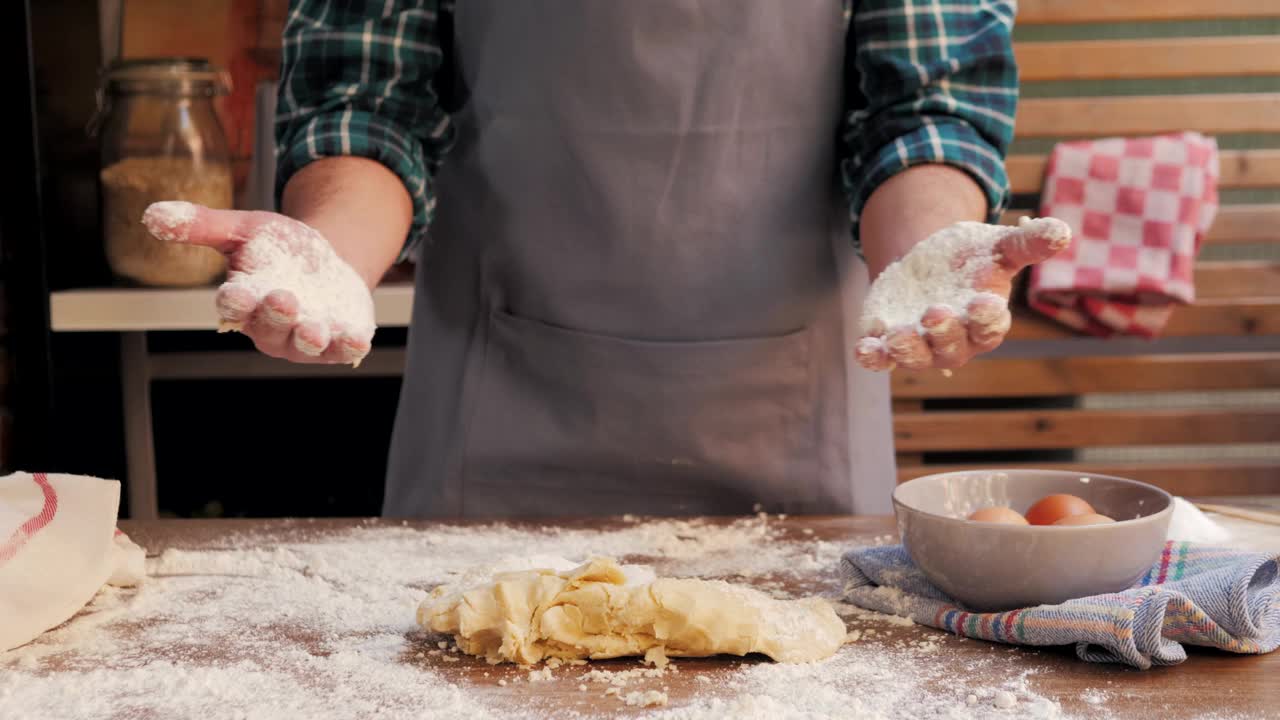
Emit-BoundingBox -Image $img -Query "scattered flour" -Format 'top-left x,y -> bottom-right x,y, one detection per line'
223,219 -> 374,342
583,665 -> 673,687
0,516 -> 1078,719
831,599 -> 915,627
625,689 -> 670,708
647,657 -> 1064,720
1081,689 -> 1110,706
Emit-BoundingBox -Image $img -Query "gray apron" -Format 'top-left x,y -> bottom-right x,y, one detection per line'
384,0 -> 896,518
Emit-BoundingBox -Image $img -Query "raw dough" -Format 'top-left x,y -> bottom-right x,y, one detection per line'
419,558 -> 846,665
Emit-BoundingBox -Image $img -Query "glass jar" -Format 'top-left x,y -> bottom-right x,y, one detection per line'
92,58 -> 233,286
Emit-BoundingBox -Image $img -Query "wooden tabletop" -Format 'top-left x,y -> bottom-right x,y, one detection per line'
19,514 -> 1280,718
99,512 -> 1280,712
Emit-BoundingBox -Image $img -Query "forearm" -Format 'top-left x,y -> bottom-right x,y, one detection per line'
859,164 -> 988,280
281,156 -> 412,289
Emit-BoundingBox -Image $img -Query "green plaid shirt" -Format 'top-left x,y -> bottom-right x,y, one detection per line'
276,1 -> 1017,257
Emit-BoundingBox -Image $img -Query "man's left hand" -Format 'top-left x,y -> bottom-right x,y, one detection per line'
854,217 -> 1071,372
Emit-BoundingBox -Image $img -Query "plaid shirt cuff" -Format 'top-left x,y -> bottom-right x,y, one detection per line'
846,119 -> 1011,247
275,110 -> 437,262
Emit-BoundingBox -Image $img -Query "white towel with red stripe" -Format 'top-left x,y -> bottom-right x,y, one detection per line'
1,472 -> 145,653
1027,132 -> 1220,337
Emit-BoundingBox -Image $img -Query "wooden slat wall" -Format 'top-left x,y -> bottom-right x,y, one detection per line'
1198,206 -> 1280,245
1000,206 -> 1280,244
1015,95 -> 1280,138
1006,302 -> 1280,341
1017,37 -> 1280,81
898,462 -> 1280,497
1017,0 -> 1280,24
896,408 -> 1280,451
1194,263 -> 1280,298
1007,149 -> 1280,193
892,354 -> 1280,398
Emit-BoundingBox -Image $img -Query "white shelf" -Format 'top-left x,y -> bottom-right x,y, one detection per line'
49,283 -> 415,332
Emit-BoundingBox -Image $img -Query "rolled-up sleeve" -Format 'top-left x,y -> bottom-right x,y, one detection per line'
841,0 -> 1018,249
275,0 -> 455,259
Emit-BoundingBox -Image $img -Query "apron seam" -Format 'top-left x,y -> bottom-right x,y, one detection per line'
453,292 -> 495,518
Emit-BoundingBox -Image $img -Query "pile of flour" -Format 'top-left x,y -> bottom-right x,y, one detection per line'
143,202 -> 375,362
859,217 -> 1070,334
0,516 -> 1091,719
219,219 -> 375,342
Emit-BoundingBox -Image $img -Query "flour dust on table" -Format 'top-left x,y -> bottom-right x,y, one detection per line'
1,516 -> 1095,719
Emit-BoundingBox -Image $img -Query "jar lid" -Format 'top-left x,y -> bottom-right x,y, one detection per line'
100,57 -> 232,97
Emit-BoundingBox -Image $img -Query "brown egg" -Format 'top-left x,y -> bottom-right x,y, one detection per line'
1053,513 -> 1115,526
1025,494 -> 1096,526
967,506 -> 1029,525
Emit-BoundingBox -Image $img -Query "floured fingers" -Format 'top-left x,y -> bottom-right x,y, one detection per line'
854,319 -> 894,371
884,325 -> 932,370
320,323 -> 374,366
966,292 -> 1012,351
995,217 -> 1072,270
215,281 -> 261,333
921,305 -> 970,368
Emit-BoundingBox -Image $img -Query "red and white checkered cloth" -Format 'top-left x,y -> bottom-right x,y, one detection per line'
1027,132 -> 1220,337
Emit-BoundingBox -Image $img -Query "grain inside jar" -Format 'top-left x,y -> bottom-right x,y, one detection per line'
101,156 -> 230,286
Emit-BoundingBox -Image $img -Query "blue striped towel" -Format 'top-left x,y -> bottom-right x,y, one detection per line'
839,542 -> 1280,669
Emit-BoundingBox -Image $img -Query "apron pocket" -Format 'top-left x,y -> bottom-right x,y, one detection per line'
460,308 -> 816,516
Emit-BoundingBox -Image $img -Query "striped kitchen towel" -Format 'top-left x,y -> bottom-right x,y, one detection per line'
839,542 -> 1279,669
1,472 -> 145,652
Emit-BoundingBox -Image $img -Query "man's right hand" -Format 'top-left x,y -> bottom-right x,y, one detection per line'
142,202 -> 376,366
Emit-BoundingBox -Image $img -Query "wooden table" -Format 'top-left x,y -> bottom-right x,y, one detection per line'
57,515 -> 1271,719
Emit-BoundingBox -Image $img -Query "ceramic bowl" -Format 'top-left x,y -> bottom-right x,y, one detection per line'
892,469 -> 1174,611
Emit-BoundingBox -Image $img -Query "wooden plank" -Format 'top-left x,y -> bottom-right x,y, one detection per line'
49,282 -> 416,332
1001,205 -> 1280,245
1015,94 -> 1280,138
892,398 -> 925,467
1007,298 -> 1280,340
1017,0 -> 1280,24
149,348 -> 407,379
894,407 -> 1280,451
890,352 -> 1280,398
1193,502 -> 1280,526
1218,150 -> 1280,190
1194,262 -> 1280,298
1201,204 -> 1280,245
120,333 -> 158,521
1007,149 -> 1280,194
897,460 -> 1280,497
1016,37 -> 1280,81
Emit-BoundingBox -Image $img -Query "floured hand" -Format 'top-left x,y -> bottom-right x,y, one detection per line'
142,202 -> 375,366
855,217 -> 1071,372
